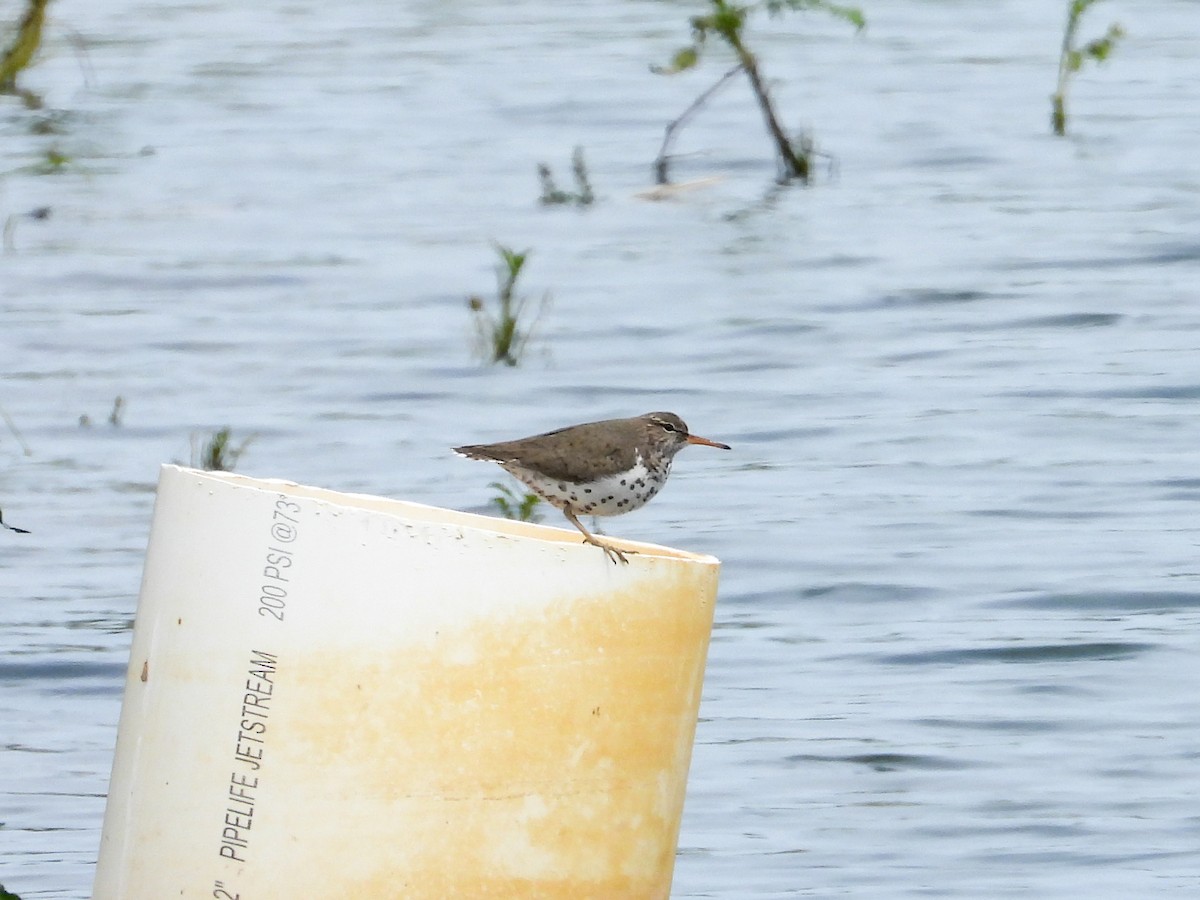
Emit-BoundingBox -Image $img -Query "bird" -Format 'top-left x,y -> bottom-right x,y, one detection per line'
0,506 -> 30,534
454,411 -> 729,564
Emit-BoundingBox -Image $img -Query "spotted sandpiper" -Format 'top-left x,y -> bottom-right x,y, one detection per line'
454,411 -> 730,564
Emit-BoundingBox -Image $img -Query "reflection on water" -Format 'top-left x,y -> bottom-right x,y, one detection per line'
4,0 -> 1200,896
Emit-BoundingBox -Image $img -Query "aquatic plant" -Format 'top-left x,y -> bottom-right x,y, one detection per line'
191,427 -> 253,472
468,245 -> 549,367
107,395 -> 124,426
654,0 -> 864,184
489,480 -> 543,522
1051,0 -> 1123,136
0,0 -> 50,92
29,146 -> 71,175
538,147 -> 595,206
78,395 -> 124,428
2,206 -> 51,253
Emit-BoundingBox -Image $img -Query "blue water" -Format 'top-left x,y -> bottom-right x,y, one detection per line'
3,0 -> 1200,895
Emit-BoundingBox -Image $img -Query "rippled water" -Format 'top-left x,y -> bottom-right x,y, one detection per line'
4,0 -> 1200,896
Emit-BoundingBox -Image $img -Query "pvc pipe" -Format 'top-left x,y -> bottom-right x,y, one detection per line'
94,465 -> 719,899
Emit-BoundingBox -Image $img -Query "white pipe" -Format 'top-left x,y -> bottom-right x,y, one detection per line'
94,464 -> 720,899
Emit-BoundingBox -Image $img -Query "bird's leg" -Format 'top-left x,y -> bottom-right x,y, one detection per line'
562,508 -> 634,565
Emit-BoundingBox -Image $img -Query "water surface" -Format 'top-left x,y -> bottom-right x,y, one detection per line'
3,0 -> 1200,896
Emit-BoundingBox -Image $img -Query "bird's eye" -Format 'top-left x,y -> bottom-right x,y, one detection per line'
659,421 -> 678,433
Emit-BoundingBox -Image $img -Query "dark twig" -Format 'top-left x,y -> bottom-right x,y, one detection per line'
0,404 -> 32,455
0,507 -> 31,533
655,64 -> 743,185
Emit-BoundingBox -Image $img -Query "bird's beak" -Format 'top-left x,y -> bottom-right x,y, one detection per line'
686,433 -> 731,450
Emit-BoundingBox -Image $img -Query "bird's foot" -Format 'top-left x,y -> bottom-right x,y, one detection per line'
586,535 -> 635,565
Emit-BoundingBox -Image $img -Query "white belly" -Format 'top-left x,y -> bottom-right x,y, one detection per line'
505,458 -> 670,517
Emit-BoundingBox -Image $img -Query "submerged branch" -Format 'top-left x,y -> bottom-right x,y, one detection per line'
654,64 -> 742,185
